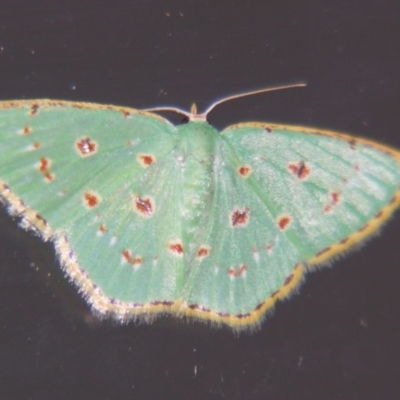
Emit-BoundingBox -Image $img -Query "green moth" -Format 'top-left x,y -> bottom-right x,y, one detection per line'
0,84 -> 399,331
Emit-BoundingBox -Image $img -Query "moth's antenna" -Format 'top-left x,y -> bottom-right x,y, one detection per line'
144,82 -> 306,122
142,106 -> 193,120
202,82 -> 307,117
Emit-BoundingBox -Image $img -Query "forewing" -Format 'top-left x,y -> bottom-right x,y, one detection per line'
0,101 -> 185,314
222,123 -> 400,260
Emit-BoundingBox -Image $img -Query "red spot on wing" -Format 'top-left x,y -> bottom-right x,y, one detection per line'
331,191 -> 340,205
134,196 -> 154,217
43,172 -> 54,182
197,245 -> 211,259
132,257 -> 143,266
33,142 -> 41,149
238,264 -> 247,275
324,191 -> 340,213
288,161 -> 310,179
122,250 -> 131,262
277,214 -> 291,230
23,126 -> 32,135
138,154 -> 155,167
238,165 -> 252,178
228,264 -> 247,278
98,224 -> 107,235
39,158 -> 49,171
122,250 -> 143,268
266,243 -> 273,253
231,207 -> 249,227
76,137 -> 97,156
37,157 -> 55,182
168,241 -> 184,255
83,191 -> 101,209
198,248 -> 208,257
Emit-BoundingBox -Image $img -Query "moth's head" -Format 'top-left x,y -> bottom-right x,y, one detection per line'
142,82 -> 306,125
181,104 -> 207,124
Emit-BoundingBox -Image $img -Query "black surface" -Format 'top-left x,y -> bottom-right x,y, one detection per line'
1,1 -> 400,399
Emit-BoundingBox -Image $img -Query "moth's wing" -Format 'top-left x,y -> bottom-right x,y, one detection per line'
183,122 -> 400,329
222,123 -> 400,262
0,100 -> 185,317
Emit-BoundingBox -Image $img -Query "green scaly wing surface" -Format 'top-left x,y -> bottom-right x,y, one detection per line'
0,100 -> 188,316
182,122 -> 400,328
1,100 -> 400,331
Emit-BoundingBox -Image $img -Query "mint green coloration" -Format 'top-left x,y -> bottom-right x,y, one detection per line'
0,98 -> 399,329
183,123 -> 400,310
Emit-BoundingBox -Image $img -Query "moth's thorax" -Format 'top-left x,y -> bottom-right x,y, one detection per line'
175,121 -> 219,260
176,121 -> 219,162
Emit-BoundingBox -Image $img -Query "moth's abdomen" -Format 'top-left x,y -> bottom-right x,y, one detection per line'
181,156 -> 214,255
177,122 -> 219,261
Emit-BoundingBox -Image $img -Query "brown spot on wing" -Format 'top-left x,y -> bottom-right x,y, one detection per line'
98,224 -> 107,235
197,245 -> 211,259
38,157 -> 49,172
30,104 -> 39,116
122,250 -> 143,268
374,211 -> 383,219
277,214 -> 291,230
358,224 -> 368,233
137,154 -> 155,167
288,160 -> 310,179
22,126 -> 32,135
36,214 -> 48,226
37,157 -> 55,182
168,241 -> 184,255
227,264 -> 247,278
151,300 -> 173,307
238,165 -> 252,178
134,196 -> 154,217
231,207 -> 249,227
83,191 -> 101,209
236,313 -> 251,319
76,137 -> 98,157
324,191 -> 340,213
122,250 -> 132,263
348,139 -> 357,150
283,274 -> 294,286
316,246 -> 331,257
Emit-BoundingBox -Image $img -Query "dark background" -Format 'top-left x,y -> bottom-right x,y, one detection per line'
1,1 -> 400,399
